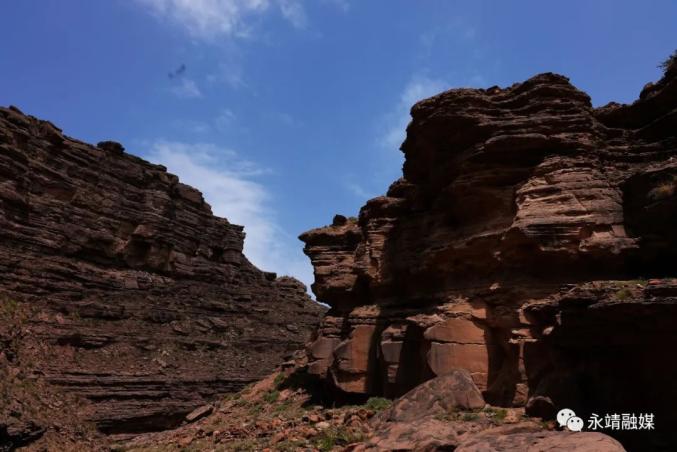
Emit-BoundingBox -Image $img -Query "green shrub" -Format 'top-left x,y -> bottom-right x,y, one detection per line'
262,389 -> 279,403
314,427 -> 364,451
483,406 -> 508,423
615,288 -> 633,300
462,412 -> 479,421
364,397 -> 391,411
273,372 -> 286,388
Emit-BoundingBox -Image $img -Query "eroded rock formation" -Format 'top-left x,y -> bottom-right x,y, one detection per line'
301,61 -> 677,449
0,106 -> 324,441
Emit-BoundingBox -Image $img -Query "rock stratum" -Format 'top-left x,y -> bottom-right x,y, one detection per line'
0,106 -> 324,448
301,60 -> 677,450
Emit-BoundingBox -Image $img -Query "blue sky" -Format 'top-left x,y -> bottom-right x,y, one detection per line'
1,1 -> 676,290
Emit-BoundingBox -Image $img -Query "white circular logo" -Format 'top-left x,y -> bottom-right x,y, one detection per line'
556,408 -> 576,428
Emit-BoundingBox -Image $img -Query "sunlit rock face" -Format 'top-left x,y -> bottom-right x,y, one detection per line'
0,106 -> 325,435
301,62 -> 677,449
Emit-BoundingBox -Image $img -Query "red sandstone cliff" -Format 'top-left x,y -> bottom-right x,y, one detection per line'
0,106 -> 324,447
301,61 -> 677,450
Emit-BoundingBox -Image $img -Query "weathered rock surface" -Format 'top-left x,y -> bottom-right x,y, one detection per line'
362,416 -> 626,452
116,364 -> 625,452
375,370 -> 485,425
361,373 -> 623,451
0,106 -> 324,442
455,425 -> 626,452
301,59 -> 677,450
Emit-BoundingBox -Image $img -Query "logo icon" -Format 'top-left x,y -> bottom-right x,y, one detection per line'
557,408 -> 577,428
567,416 -> 584,432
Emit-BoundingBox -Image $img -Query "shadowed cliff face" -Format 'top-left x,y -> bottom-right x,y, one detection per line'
0,107 -> 325,442
301,62 -> 677,449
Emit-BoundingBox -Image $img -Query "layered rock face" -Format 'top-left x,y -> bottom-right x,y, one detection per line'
0,106 -> 324,438
301,62 -> 677,449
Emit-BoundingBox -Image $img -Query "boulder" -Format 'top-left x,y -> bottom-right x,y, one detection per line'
377,370 -> 485,425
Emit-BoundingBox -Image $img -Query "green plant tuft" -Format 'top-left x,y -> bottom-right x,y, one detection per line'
615,288 -> 633,300
273,372 -> 286,388
262,389 -> 279,403
483,406 -> 508,423
314,427 -> 364,451
364,397 -> 391,412
462,412 -> 480,421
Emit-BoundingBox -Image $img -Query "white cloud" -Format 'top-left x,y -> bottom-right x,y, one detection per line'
207,62 -> 248,90
278,0 -> 307,29
214,109 -> 237,129
137,0 -> 269,39
170,78 -> 203,98
137,0 -> 312,39
344,177 -> 375,200
419,21 -> 478,58
322,0 -> 349,12
269,111 -> 302,127
173,119 -> 211,134
145,141 -> 314,290
380,76 -> 448,150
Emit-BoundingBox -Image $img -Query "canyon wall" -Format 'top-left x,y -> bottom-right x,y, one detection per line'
301,62 -> 677,448
0,106 -> 324,441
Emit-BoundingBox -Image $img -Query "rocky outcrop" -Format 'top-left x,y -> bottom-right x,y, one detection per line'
361,371 -> 624,451
301,59 -> 677,450
0,106 -> 324,441
374,369 -> 485,425
115,364 -> 626,452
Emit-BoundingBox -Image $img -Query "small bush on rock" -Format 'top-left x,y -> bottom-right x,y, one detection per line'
365,397 -> 392,411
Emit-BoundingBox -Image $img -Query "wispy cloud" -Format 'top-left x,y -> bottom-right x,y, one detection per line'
173,119 -> 211,133
206,61 -> 249,90
214,108 -> 237,130
136,0 -> 312,39
278,0 -> 307,29
268,111 -> 302,128
137,0 -> 268,39
418,20 -> 478,60
322,0 -> 350,12
344,176 -> 376,200
145,141 -> 313,290
170,78 -> 203,98
380,76 -> 448,150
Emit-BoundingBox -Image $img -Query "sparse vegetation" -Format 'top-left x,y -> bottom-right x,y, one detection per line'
247,401 -> 264,416
483,406 -> 508,423
0,296 -> 19,317
262,389 -> 280,403
273,372 -> 286,388
615,288 -> 633,300
271,399 -> 294,416
462,412 -> 480,421
229,439 -> 258,451
434,410 -> 456,422
275,439 -> 308,451
314,426 -> 365,451
364,396 -> 391,412
494,408 -> 508,422
659,49 -> 677,73
434,408 -> 484,423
